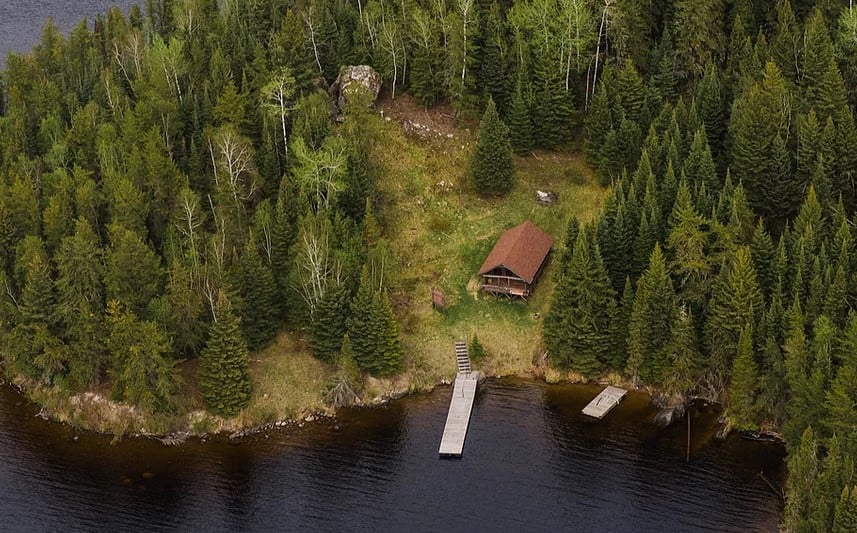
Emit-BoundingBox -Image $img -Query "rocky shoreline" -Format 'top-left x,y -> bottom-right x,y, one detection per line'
5,368 -> 751,446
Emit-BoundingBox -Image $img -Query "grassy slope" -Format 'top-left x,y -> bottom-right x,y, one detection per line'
243,98 -> 607,427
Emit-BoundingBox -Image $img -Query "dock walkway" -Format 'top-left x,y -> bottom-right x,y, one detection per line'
439,341 -> 479,457
582,386 -> 627,419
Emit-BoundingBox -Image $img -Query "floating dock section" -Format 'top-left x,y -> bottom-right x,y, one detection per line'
582,386 -> 627,419
439,341 -> 479,457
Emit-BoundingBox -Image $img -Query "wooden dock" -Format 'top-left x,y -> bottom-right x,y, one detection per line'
439,341 -> 478,457
582,386 -> 627,419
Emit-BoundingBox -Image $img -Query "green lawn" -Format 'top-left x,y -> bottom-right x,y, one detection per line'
242,103 -> 608,426
373,105 -> 607,387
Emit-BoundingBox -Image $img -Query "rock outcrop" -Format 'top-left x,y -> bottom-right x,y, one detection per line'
330,65 -> 382,111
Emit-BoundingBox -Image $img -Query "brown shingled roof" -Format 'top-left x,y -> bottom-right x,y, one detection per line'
477,221 -> 554,284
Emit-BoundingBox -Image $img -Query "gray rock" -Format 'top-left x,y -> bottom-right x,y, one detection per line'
652,403 -> 686,428
330,65 -> 382,110
536,190 -> 558,206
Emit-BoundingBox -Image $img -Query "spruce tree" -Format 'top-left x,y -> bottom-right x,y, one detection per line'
104,224 -> 164,318
750,220 -> 775,300
833,486 -> 857,533
543,230 -> 615,377
346,269 -> 403,377
824,358 -> 857,455
347,268 -> 376,372
310,282 -> 350,363
611,276 -> 635,370
682,129 -> 719,198
705,247 -> 763,386
666,179 -> 712,309
105,302 -> 178,413
585,81 -> 612,170
238,236 -> 280,350
615,59 -> 646,124
373,290 -> 404,376
507,75 -> 534,155
729,326 -> 759,430
729,62 -> 801,224
696,63 -> 726,164
627,244 -> 676,384
55,218 -> 105,387
783,426 -> 819,531
9,248 -> 60,381
199,292 -> 252,416
664,305 -> 701,396
532,56 -> 574,149
471,97 -> 515,197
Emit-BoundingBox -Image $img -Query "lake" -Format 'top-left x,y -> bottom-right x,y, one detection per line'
0,378 -> 784,532
0,0 -> 138,67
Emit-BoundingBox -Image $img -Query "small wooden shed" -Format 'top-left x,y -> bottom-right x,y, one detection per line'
477,221 -> 554,298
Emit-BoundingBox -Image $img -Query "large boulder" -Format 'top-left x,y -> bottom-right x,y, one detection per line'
330,65 -> 382,110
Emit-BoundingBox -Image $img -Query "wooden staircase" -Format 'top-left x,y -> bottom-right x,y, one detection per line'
455,340 -> 471,373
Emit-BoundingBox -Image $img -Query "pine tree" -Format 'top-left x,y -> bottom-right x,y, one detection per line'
729,326 -> 759,430
199,292 -> 252,416
238,236 -> 280,350
471,97 -> 515,196
627,244 -> 676,384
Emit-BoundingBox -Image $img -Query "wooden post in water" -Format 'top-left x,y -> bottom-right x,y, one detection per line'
686,405 -> 691,463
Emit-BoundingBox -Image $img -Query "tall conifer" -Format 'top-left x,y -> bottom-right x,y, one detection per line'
471,97 -> 514,196
200,292 -> 252,416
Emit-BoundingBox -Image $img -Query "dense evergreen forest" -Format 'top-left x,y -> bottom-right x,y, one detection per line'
2,0 -> 857,529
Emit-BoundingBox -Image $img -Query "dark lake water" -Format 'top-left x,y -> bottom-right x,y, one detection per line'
0,0 -> 138,66
0,378 -> 784,532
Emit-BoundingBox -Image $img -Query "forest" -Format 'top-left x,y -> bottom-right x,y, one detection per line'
1,0 -> 857,529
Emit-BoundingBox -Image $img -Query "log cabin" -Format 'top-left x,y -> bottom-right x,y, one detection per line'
477,221 -> 554,298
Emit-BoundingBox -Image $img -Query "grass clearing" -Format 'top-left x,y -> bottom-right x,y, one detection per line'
234,96 -> 607,426
373,96 -> 607,386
